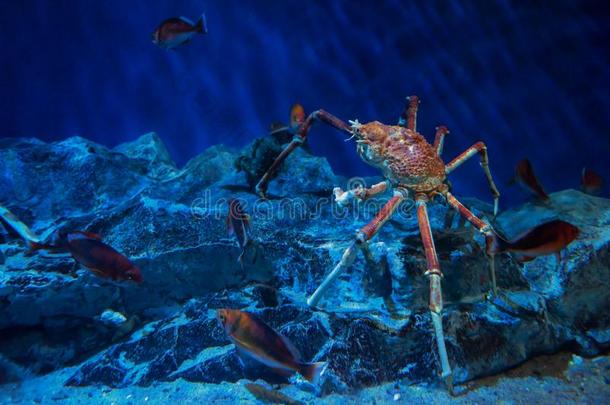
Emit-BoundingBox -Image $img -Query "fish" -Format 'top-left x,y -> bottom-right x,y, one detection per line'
289,103 -> 306,132
487,219 -> 579,264
152,14 -> 208,49
216,309 -> 326,383
269,104 -> 307,137
227,199 -> 253,266
581,168 -> 603,195
31,231 -> 143,283
512,159 -> 549,201
0,204 -> 41,247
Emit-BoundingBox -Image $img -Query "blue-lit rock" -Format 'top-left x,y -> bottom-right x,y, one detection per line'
0,133 -> 608,392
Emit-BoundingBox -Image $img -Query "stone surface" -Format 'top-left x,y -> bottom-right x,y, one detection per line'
0,133 -> 608,393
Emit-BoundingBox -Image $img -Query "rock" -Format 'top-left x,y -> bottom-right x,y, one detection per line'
0,133 -> 608,394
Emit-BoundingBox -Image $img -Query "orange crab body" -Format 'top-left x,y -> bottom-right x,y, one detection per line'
355,121 -> 447,194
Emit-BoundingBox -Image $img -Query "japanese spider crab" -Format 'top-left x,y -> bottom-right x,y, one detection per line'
256,96 -> 501,392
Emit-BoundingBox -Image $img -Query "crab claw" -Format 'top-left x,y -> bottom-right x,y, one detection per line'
333,187 -> 357,207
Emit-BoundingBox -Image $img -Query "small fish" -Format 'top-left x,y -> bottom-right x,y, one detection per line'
487,219 -> 579,263
217,309 -> 326,383
0,204 -> 41,247
289,103 -> 306,132
512,159 -> 549,201
581,168 -> 603,195
152,14 -> 208,49
269,104 -> 306,137
31,231 -> 143,283
227,199 -> 252,266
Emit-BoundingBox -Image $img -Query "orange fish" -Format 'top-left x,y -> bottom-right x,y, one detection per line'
152,14 -> 208,49
289,104 -> 306,131
487,219 -> 579,263
32,231 -> 143,283
217,309 -> 326,383
269,104 -> 307,137
513,159 -> 549,201
581,168 -> 603,195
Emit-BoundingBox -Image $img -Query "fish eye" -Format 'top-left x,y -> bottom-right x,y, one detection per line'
219,314 -> 226,322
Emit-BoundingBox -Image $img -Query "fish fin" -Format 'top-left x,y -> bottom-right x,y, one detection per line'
515,254 -> 536,263
270,367 -> 293,378
486,230 -> 510,255
88,267 -> 108,278
178,16 -> 195,25
299,361 -> 327,384
72,231 -> 102,240
279,334 -> 301,361
196,13 -> 208,34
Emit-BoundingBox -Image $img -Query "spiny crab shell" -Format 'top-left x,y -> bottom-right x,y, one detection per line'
350,120 -> 447,194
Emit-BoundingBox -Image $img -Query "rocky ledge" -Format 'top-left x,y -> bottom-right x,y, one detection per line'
0,133 -> 608,394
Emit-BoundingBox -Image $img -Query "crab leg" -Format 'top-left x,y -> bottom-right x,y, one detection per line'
307,190 -> 406,307
398,96 -> 420,131
445,141 -> 500,216
433,126 -> 449,156
333,180 -> 389,206
256,110 -> 351,198
445,192 -> 498,296
415,195 -> 453,393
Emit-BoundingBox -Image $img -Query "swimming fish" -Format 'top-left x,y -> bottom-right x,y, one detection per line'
487,219 -> 579,263
269,104 -> 307,137
31,231 -> 143,283
581,168 -> 603,195
216,309 -> 326,383
227,199 -> 252,266
152,14 -> 208,49
0,204 -> 41,248
289,103 -> 306,132
512,159 -> 549,201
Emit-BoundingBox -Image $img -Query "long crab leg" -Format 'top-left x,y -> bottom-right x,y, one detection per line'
307,190 -> 406,307
433,125 -> 449,156
256,110 -> 351,198
398,96 -> 420,131
415,195 -> 453,393
445,141 -> 501,216
445,192 -> 498,296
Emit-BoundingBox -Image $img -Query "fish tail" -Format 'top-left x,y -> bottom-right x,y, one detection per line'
299,361 -> 327,384
485,229 -> 510,255
196,13 -> 208,34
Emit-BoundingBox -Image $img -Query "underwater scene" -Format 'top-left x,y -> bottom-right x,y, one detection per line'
1,1 -> 609,404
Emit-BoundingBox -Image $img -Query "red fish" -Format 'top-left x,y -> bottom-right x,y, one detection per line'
32,231 -> 142,283
487,219 -> 579,263
269,104 -> 307,137
217,309 -> 326,383
152,14 -> 208,49
227,199 -> 253,266
513,159 -> 549,201
581,168 -> 603,195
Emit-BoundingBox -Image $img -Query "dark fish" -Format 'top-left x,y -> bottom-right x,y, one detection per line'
581,168 -> 603,195
513,159 -> 549,201
217,309 -> 326,383
31,231 -> 143,283
487,219 -> 579,263
152,14 -> 208,49
227,199 -> 252,266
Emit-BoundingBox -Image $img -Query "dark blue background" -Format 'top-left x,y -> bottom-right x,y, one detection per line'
1,0 -> 609,206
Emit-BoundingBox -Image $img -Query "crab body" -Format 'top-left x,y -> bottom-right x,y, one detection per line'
354,121 -> 447,194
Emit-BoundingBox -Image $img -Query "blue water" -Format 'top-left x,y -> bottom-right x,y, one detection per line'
1,0 -> 609,205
